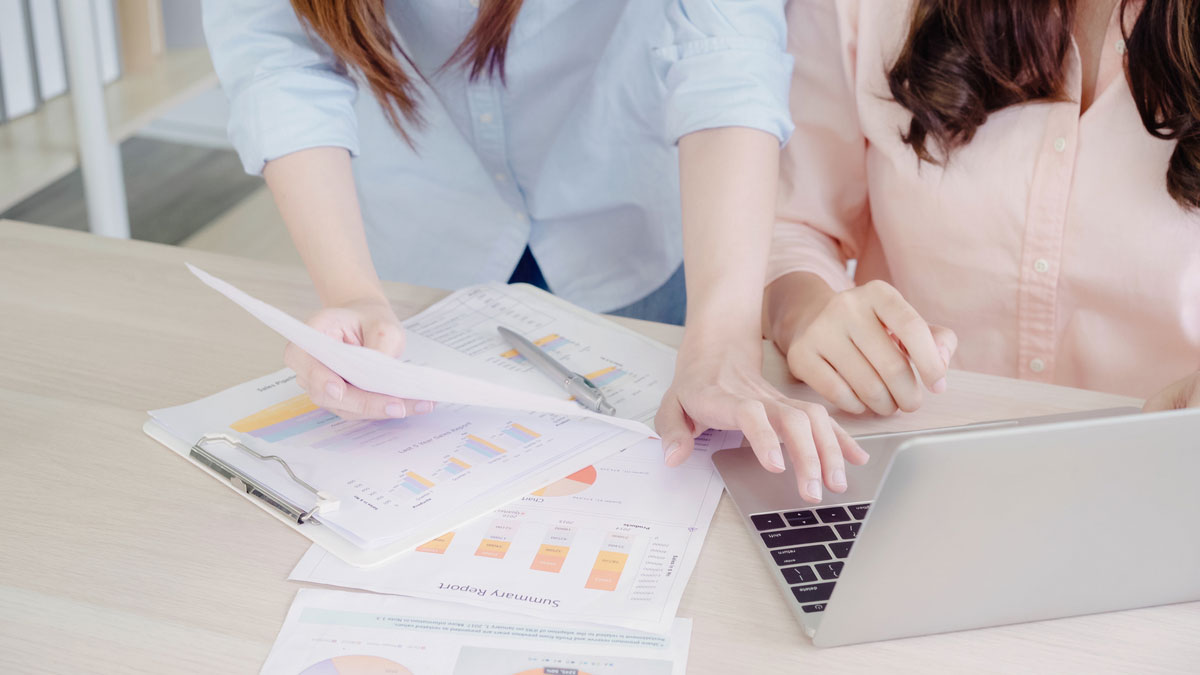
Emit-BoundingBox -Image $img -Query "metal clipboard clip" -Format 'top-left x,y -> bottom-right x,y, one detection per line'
189,433 -> 340,524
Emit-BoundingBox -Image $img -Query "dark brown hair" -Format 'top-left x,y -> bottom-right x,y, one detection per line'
290,0 -> 524,143
888,0 -> 1200,209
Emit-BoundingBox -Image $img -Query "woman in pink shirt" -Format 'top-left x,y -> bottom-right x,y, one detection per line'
764,0 -> 1200,500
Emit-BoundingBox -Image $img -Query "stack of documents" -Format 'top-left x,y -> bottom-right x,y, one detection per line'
147,267 -> 737,667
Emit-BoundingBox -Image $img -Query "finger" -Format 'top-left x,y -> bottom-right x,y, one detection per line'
832,419 -> 870,465
361,319 -> 406,358
802,403 -> 848,493
930,325 -> 958,367
821,339 -> 899,416
770,404 -> 824,503
866,281 -> 946,392
848,317 -> 922,413
734,400 -> 786,473
1143,375 -> 1197,412
655,392 -> 697,468
787,347 -> 867,414
328,385 -> 422,419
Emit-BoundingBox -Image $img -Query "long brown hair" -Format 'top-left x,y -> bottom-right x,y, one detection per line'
888,0 -> 1200,209
290,0 -> 524,143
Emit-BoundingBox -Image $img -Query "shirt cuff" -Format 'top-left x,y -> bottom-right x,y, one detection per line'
655,36 -> 795,145
766,221 -> 854,292
227,69 -> 361,175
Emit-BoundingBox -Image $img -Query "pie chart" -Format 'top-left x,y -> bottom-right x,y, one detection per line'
531,465 -> 597,497
299,655 -> 413,675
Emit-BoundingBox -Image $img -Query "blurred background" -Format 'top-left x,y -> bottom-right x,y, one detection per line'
0,0 -> 297,264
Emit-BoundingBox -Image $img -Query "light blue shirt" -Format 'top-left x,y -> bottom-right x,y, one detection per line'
203,0 -> 792,312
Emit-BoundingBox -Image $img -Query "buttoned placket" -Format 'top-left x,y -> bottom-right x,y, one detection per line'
463,2 -> 530,234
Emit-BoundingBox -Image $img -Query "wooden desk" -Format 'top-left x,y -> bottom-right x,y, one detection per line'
1,220 -> 1196,673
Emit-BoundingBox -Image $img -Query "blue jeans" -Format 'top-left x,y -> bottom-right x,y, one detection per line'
508,247 -> 686,325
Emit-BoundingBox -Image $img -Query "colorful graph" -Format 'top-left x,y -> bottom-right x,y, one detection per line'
502,422 -> 541,443
415,532 -> 455,554
399,471 -> 434,495
531,525 -> 575,573
531,465 -> 597,497
231,394 -> 337,442
585,366 -> 626,387
299,655 -> 413,675
464,434 -> 507,459
475,518 -> 519,559
584,532 -> 634,591
502,333 -> 570,361
443,457 -> 471,475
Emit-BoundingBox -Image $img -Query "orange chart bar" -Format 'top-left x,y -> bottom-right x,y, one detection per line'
475,538 -> 513,559
585,550 -> 630,591
415,532 -> 455,554
531,526 -> 574,573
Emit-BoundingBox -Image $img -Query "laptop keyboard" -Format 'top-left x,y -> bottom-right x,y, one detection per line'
750,502 -> 871,613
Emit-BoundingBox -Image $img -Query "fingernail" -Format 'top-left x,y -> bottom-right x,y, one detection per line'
324,381 -> 344,402
932,377 -> 947,394
831,469 -> 847,490
664,441 -> 681,465
768,448 -> 786,471
806,479 -> 823,501
385,402 -> 407,418
414,400 -> 435,414
939,345 -> 951,367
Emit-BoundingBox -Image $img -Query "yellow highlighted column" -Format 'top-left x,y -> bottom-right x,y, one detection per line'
416,532 -> 455,554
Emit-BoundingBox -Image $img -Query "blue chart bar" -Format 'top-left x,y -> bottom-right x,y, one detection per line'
400,472 -> 433,494
464,435 -> 506,458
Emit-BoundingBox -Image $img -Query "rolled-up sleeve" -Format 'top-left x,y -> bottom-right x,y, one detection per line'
202,0 -> 360,175
655,0 -> 794,144
768,0 -> 868,292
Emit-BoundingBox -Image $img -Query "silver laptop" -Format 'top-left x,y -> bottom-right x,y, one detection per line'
712,407 -> 1200,647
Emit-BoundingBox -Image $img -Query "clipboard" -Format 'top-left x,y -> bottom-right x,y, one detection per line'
143,282 -> 675,568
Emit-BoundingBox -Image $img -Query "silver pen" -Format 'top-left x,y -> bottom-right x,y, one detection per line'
497,326 -> 617,416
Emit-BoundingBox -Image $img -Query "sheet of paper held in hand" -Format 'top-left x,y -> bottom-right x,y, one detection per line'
260,589 -> 692,675
152,268 -> 738,556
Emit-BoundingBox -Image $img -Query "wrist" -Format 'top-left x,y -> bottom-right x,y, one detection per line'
763,272 -> 836,351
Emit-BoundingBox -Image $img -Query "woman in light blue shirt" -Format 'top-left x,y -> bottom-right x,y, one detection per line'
202,0 -> 866,502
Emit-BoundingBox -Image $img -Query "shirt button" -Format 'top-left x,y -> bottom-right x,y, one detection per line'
1053,137 -> 1067,153
1029,358 -> 1046,373
469,0 -> 480,7
1033,258 -> 1050,273
515,212 -> 529,223
1115,39 -> 1126,55
479,112 -> 493,124
495,173 -> 507,183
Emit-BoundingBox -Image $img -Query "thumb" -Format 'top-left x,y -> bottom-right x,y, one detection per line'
930,325 -> 958,368
362,320 -> 406,358
655,392 -> 697,468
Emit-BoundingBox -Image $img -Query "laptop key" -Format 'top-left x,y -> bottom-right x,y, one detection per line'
782,565 -> 818,585
761,526 -> 838,548
848,503 -> 870,520
751,513 -> 787,531
815,561 -> 844,580
771,545 -> 832,566
815,506 -> 851,523
801,603 -> 827,613
791,582 -> 836,603
829,541 -> 853,558
783,510 -> 818,526
835,523 -> 860,539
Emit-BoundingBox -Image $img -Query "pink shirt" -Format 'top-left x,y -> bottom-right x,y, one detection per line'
769,0 -> 1200,399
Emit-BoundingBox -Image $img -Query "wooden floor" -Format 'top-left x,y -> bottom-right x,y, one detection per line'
0,135 -> 266,246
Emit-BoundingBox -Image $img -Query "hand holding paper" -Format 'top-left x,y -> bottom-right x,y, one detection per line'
187,264 -> 656,437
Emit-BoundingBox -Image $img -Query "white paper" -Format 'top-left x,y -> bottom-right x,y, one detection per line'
291,432 -> 731,634
187,265 -> 656,437
260,588 -> 692,675
150,370 -> 645,552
